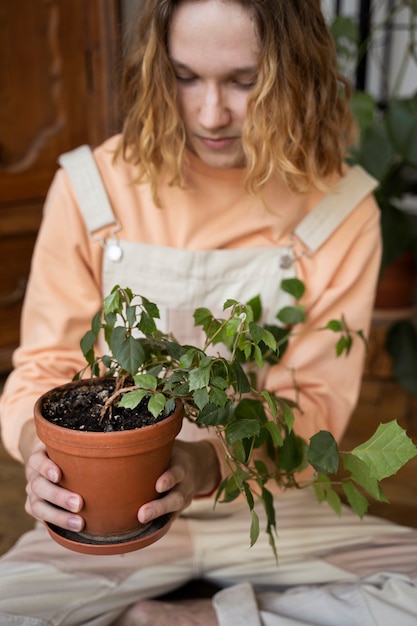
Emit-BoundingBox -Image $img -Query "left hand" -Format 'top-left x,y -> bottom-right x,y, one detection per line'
137,439 -> 220,524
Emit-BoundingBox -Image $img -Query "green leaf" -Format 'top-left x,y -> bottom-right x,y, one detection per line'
249,323 -> 277,351
199,355 -> 213,369
308,431 -> 339,474
341,452 -> 388,502
91,311 -> 102,336
250,510 -> 260,548
147,392 -> 166,418
126,305 -> 137,328
259,324 -> 289,364
223,298 -> 238,310
279,430 -> 305,472
141,297 -> 160,320
110,329 -> 146,375
193,387 -> 210,410
168,382 -> 189,397
166,341 -> 187,360
189,364 -> 211,391
246,295 -> 262,323
261,486 -> 276,530
351,421 -> 417,480
232,360 -> 251,394
326,320 -> 343,332
164,397 -> 176,416
243,482 -> 255,510
179,348 -> 197,369
195,402 -> 234,426
101,355 -> 113,369
209,386 -> 228,407
118,389 -> 147,410
336,335 -> 352,356
232,440 -> 247,463
261,390 -> 278,420
254,460 -> 268,475
277,305 -> 306,325
234,398 -> 267,423
313,474 -> 342,515
138,311 -> 157,335
225,419 -> 260,445
103,312 -> 117,346
277,398 -> 296,432
210,376 -> 228,390
193,307 -> 213,330
103,289 -> 122,315
281,278 -> 305,300
133,374 -> 158,390
215,476 -> 240,503
80,330 -> 96,364
253,344 -> 263,369
262,421 -> 283,447
342,481 -> 369,519
225,317 -> 242,336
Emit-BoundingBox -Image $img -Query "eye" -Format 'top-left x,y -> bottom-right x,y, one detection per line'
234,80 -> 256,90
174,72 -> 198,84
231,75 -> 257,90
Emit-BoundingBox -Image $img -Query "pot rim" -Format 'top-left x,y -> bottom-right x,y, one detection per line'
34,377 -> 184,452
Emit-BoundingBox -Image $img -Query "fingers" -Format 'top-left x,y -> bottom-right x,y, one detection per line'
25,448 -> 85,532
138,463 -> 189,524
138,489 -> 186,524
137,440 -> 208,524
155,463 -> 185,495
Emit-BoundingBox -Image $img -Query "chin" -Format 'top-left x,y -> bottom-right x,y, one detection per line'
198,151 -> 246,170
187,141 -> 246,170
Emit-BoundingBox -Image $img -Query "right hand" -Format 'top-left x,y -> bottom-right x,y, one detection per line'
21,420 -> 85,532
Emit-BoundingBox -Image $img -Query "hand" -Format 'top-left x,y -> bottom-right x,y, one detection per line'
137,439 -> 220,524
20,421 -> 85,532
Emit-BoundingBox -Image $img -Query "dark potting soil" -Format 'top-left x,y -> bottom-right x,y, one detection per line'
41,379 -> 168,432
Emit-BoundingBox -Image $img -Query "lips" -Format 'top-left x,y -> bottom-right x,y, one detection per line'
197,136 -> 237,150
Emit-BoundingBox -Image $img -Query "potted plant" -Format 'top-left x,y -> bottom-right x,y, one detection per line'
34,282 -> 417,558
330,3 -> 417,393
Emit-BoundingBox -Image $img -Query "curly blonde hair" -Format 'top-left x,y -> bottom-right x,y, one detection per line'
117,0 -> 356,202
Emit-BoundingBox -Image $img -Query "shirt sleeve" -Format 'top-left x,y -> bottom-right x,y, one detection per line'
0,169 -> 104,462
265,193 -> 382,446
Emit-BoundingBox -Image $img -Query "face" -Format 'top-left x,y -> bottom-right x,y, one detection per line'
167,0 -> 260,169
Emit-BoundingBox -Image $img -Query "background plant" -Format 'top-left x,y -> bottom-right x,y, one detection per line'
77,283 -> 417,558
330,1 -> 417,395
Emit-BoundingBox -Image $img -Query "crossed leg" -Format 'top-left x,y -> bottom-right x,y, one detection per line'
114,598 -> 218,626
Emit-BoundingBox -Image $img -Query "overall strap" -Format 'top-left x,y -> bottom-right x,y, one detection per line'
58,145 -> 118,235
294,166 -> 378,252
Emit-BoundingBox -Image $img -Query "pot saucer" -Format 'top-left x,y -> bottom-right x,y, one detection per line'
45,513 -> 174,555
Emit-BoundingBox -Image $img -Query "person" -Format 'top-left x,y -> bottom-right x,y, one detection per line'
0,1 -> 416,624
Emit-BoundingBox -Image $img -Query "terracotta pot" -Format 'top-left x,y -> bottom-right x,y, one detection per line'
34,378 -> 183,555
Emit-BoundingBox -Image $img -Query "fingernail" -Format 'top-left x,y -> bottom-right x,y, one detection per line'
140,508 -> 153,524
68,517 -> 83,532
67,496 -> 80,512
47,469 -> 59,482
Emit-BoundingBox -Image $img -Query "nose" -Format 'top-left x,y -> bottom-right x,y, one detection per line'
198,83 -> 231,130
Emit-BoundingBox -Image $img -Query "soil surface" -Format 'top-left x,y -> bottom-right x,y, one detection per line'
41,379 -> 168,432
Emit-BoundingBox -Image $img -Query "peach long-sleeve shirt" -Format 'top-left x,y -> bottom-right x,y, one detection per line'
0,135 -> 381,469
